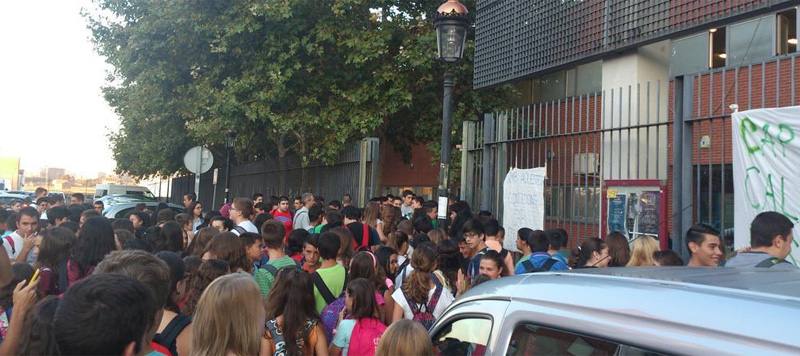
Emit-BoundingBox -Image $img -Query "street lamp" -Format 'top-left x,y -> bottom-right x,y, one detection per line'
224,129 -> 236,204
433,0 -> 469,229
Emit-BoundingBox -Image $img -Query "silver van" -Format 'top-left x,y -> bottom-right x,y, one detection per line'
430,267 -> 800,355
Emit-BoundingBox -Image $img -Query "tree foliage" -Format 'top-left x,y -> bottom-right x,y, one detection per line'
86,0 -> 516,179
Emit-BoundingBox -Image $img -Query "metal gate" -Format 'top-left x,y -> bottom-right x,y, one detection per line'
463,82 -> 670,247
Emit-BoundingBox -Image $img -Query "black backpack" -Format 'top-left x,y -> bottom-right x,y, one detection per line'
521,258 -> 558,273
153,314 -> 191,356
262,260 -> 302,278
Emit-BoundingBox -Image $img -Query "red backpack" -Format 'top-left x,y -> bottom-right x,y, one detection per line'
348,317 -> 386,355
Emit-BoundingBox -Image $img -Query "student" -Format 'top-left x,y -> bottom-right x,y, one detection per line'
187,201 -> 204,232
0,262 -> 33,346
239,232 -> 271,297
363,202 -> 386,243
193,274 -> 264,356
390,231 -> 412,287
329,227 -> 354,268
2,207 -> 38,263
400,190 -> 415,219
514,228 -> 569,274
288,229 -> 310,262
153,251 -> 193,356
186,227 -> 220,257
654,250 -> 684,266
258,221 -> 299,296
93,200 -> 105,214
571,238 -> 610,269
391,244 -> 454,329
94,250 -> 174,356
482,219 -> 515,276
546,229 -> 569,264
313,232 -> 346,313
18,295 -> 60,355
302,234 -> 322,273
606,232 -> 631,267
308,203 -> 325,233
53,274 -> 156,356
183,193 -> 196,209
379,205 -> 400,240
150,221 -> 184,253
330,278 -> 387,356
686,224 -> 723,267
180,260 -> 230,316
375,246 -> 399,282
726,211 -> 796,269
462,218 -> 489,280
35,227 -> 76,296
46,206 -> 70,227
202,232 -> 250,273
375,319 -> 434,356
479,250 -> 504,280
626,236 -> 659,267
263,269 -> 328,355
342,206 -> 380,252
435,240 -> 461,295
229,198 -> 258,235
515,228 -> 536,269
270,196 -> 294,237
209,215 -> 233,233
129,211 -> 149,238
68,216 -> 116,285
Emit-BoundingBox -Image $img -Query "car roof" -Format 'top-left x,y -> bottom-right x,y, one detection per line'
455,267 -> 800,352
462,267 -> 800,301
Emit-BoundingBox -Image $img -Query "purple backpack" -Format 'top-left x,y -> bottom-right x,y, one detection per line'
402,283 -> 443,331
320,296 -> 346,344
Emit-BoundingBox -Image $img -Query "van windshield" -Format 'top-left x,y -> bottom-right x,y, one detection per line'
126,191 -> 156,200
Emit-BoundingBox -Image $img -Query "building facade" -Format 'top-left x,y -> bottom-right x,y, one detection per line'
467,0 -> 800,253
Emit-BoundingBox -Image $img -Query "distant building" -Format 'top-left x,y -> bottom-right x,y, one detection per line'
0,157 -> 21,190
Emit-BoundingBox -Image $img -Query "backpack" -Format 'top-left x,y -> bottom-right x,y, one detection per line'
402,283 -> 443,331
348,318 -> 386,355
3,236 -> 15,255
320,296 -> 346,344
353,223 -> 370,252
262,260 -> 302,278
396,258 -> 411,283
521,258 -> 559,273
755,257 -> 792,268
265,319 -> 317,356
232,225 -> 247,235
153,314 -> 191,356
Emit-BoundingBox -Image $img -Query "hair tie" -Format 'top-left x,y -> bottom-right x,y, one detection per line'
369,251 -> 377,268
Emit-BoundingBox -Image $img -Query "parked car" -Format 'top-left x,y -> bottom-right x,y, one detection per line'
430,267 -> 800,355
0,192 -> 30,208
102,200 -> 185,219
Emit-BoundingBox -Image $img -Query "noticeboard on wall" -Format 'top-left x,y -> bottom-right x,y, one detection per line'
602,180 -> 668,250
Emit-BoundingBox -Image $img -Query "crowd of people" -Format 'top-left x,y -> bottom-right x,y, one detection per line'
0,186 -> 795,355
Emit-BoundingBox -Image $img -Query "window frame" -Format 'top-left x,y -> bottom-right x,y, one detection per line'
431,313 -> 495,352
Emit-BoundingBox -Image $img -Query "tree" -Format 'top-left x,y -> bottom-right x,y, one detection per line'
86,0 -> 516,185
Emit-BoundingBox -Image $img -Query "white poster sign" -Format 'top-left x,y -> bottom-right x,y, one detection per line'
502,167 -> 546,251
732,106 -> 800,266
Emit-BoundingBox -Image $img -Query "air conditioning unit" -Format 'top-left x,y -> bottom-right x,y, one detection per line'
573,153 -> 599,176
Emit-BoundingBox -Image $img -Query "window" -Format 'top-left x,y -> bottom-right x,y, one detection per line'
670,33 -> 708,75
433,317 -> 492,356
728,16 -> 774,65
505,324 -> 665,356
694,164 -> 734,250
709,27 -> 726,68
777,9 -> 797,55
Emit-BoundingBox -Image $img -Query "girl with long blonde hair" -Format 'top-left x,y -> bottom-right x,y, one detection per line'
191,273 -> 264,356
626,236 -> 659,267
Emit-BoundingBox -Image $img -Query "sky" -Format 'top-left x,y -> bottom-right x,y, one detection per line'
0,1 -> 118,177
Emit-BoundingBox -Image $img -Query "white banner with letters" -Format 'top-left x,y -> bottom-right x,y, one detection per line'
732,106 -> 800,266
502,167 -> 546,252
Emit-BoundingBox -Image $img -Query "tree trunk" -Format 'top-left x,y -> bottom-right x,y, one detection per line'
275,133 -> 288,195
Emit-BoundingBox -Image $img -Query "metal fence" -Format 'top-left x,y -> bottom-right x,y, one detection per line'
171,138 -> 380,209
465,52 -> 800,252
675,53 -> 800,255
463,82 -> 670,246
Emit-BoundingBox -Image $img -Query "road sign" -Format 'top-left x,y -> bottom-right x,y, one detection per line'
183,146 -> 214,201
183,146 -> 214,174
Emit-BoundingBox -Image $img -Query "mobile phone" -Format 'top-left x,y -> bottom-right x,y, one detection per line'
30,268 -> 41,284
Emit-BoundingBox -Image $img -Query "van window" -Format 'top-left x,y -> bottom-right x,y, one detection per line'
433,317 -> 492,355
505,324 -> 666,356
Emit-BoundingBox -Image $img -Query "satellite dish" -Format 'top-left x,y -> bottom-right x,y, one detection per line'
184,146 -> 214,174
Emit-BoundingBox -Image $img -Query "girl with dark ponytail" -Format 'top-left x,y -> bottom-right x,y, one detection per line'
391,243 -> 455,325
570,237 -> 610,269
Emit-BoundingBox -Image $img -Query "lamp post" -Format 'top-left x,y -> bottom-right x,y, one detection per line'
224,129 -> 236,204
433,0 -> 469,229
